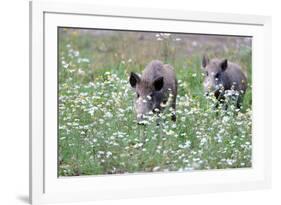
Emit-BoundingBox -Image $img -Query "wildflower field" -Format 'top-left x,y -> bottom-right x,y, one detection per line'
58,29 -> 252,176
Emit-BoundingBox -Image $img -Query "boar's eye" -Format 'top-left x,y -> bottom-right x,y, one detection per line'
215,73 -> 220,79
205,71 -> 209,76
136,93 -> 140,98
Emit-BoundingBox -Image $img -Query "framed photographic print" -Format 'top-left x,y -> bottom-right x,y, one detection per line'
30,0 -> 272,204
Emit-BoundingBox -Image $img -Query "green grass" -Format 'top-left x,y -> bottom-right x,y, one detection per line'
58,29 -> 252,176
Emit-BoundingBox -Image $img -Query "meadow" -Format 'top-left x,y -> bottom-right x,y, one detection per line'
58,29 -> 252,176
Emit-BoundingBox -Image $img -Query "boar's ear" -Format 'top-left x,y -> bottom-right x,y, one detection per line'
129,72 -> 140,88
153,76 -> 164,91
202,55 -> 209,68
220,59 -> 228,71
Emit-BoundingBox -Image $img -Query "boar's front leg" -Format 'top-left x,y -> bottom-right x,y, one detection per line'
171,81 -> 177,122
171,97 -> 176,122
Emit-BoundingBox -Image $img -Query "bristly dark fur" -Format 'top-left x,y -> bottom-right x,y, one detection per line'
202,56 -> 247,108
129,60 -> 177,123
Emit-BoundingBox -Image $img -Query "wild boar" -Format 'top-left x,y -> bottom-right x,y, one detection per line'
202,56 -> 247,108
129,60 -> 177,123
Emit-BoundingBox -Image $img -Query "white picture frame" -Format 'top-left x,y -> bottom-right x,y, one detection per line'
30,0 -> 272,204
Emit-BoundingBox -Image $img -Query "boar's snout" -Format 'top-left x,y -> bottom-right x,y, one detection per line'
136,113 -> 154,125
136,114 -> 146,125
